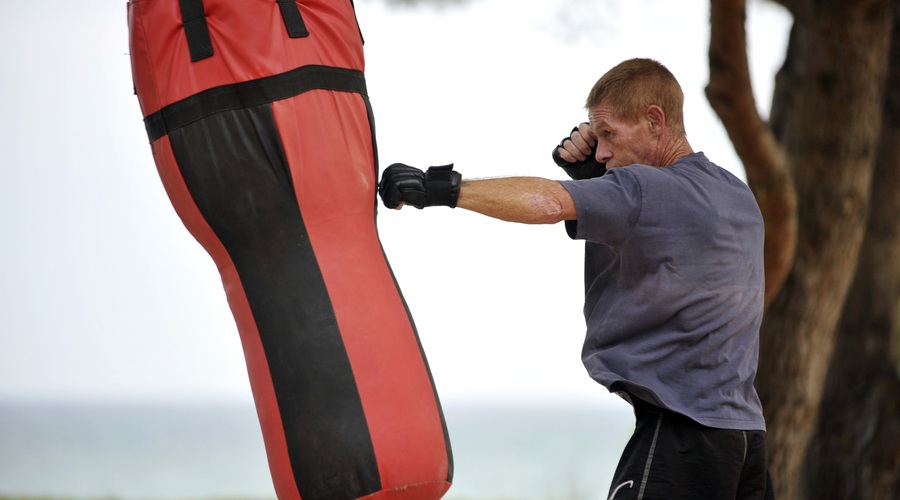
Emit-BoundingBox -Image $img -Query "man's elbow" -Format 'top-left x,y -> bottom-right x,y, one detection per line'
532,182 -> 577,224
527,195 -> 568,225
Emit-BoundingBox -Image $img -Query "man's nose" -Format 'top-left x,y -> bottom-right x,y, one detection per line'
595,144 -> 612,164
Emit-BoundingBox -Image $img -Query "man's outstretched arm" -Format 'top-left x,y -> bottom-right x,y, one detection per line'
378,163 -> 576,225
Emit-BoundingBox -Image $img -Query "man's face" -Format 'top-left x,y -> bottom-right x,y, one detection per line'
588,104 -> 656,170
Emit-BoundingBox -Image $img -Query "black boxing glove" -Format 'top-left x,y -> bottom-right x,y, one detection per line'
378,163 -> 461,209
551,123 -> 607,180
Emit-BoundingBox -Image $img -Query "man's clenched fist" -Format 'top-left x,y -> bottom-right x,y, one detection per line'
378,163 -> 461,209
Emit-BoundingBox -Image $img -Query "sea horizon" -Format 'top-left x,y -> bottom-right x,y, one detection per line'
0,397 -> 634,500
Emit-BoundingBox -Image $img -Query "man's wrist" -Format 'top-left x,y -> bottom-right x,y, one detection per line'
424,164 -> 461,208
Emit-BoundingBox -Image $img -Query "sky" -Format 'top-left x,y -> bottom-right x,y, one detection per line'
0,0 -> 792,407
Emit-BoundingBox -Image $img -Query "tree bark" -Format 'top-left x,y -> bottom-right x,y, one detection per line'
804,5 -> 900,498
759,0 -> 892,497
709,0 -> 893,498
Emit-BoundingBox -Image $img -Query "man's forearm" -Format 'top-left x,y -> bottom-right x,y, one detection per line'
455,177 -> 577,225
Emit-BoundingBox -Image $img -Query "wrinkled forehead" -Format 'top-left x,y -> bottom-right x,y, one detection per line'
588,105 -> 608,124
588,104 -> 623,130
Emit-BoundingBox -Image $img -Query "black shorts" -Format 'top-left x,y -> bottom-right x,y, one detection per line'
607,399 -> 775,500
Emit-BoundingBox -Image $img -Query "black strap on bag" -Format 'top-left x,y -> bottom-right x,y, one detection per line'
277,0 -> 310,38
179,0 -> 214,61
143,65 -> 368,142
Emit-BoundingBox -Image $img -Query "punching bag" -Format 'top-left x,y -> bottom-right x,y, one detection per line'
127,1 -> 453,498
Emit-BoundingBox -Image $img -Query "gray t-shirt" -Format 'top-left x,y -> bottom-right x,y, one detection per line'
561,152 -> 766,431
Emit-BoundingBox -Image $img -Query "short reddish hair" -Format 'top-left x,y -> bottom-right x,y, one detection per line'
585,58 -> 685,133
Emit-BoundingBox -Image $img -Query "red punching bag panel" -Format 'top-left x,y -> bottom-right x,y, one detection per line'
127,1 -> 453,499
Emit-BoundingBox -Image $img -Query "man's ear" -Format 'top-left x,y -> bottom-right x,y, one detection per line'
646,105 -> 665,132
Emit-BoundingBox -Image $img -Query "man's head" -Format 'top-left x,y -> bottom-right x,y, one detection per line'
585,58 -> 690,169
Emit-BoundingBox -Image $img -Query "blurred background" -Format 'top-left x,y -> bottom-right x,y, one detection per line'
0,0 -> 791,498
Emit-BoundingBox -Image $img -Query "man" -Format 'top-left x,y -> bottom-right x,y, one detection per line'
379,58 -> 773,499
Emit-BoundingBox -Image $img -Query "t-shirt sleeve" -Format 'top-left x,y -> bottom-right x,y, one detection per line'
560,168 -> 643,245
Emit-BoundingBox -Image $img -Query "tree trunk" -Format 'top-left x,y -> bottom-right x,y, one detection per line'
758,1 -> 893,497
706,0 -> 797,308
804,5 -> 900,499
710,0 -> 894,498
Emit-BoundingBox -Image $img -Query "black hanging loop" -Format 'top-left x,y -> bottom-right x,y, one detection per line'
179,0 -> 214,61
277,0 -> 310,38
